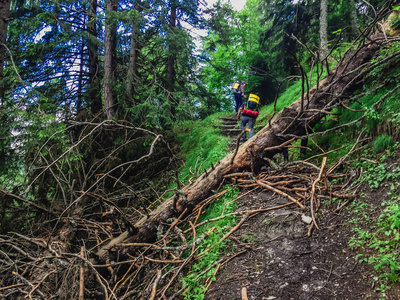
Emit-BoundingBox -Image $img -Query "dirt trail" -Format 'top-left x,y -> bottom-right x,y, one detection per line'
205,189 -> 378,300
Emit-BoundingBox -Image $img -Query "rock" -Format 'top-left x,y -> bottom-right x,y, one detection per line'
301,214 -> 313,224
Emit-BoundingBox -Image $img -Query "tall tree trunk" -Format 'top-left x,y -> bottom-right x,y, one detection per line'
319,0 -> 328,62
104,0 -> 118,119
88,0 -> 102,115
125,0 -> 141,103
350,0 -> 359,39
0,0 -> 11,105
76,39 -> 85,112
166,1 -> 177,117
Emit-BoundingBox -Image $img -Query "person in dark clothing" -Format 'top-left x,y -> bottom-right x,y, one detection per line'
234,81 -> 247,113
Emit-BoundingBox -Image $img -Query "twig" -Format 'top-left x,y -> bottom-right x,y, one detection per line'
333,199 -> 352,213
326,262 -> 334,282
162,208 -> 188,240
0,188 -> 53,214
303,145 -> 347,162
197,212 -> 251,260
205,263 -> 220,289
0,43 -> 23,81
79,246 -> 85,300
62,253 -> 114,300
310,157 -> 327,231
144,257 -> 184,264
159,245 -> 199,298
148,270 -> 162,300
231,129 -> 251,164
224,172 -> 251,178
327,132 -> 367,175
264,138 -> 296,152
28,271 -> 56,300
307,222 -> 314,237
256,180 -> 305,209
0,283 -> 25,291
241,287 -> 249,300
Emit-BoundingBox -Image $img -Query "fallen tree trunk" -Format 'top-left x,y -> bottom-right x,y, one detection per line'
97,7 -> 398,259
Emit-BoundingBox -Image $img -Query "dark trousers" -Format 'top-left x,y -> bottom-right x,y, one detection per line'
235,93 -> 242,113
241,115 -> 255,140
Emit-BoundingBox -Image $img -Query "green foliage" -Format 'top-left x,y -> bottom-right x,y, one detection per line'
174,113 -> 230,183
391,7 -> 400,29
349,154 -> 400,292
352,199 -> 400,283
355,153 -> 400,190
373,134 -> 395,153
182,185 -> 239,299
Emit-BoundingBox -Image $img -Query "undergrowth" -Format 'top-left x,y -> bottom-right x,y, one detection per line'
181,185 -> 239,300
173,112 -> 231,184
348,146 -> 400,298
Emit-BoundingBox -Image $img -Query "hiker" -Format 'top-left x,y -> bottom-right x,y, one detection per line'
237,93 -> 260,141
233,81 -> 247,113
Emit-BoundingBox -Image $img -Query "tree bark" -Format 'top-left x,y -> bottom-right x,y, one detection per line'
125,0 -> 141,102
76,39 -> 85,112
87,0 -> 102,115
350,0 -> 359,39
319,0 -> 328,62
166,1 -> 177,117
104,0 -> 118,119
0,0 -> 11,105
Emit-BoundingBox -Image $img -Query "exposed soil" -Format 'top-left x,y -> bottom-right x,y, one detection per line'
204,118 -> 400,300
205,185 -> 400,300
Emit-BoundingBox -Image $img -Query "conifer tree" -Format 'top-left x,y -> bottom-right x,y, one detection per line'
0,0 -> 11,104
319,0 -> 328,62
87,0 -> 102,115
104,0 -> 119,119
125,0 -> 142,104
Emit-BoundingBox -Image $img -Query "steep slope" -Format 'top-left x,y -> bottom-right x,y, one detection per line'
98,7 -> 399,257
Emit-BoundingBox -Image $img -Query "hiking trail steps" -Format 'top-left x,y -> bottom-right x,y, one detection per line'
217,116 -> 246,150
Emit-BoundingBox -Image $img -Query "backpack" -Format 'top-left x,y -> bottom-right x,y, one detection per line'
242,94 -> 260,119
231,82 -> 240,92
246,93 -> 260,110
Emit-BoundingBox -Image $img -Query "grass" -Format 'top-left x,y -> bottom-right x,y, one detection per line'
173,112 -> 231,184
181,185 -> 239,300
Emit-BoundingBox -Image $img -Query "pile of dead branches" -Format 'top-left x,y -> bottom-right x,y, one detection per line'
0,153 -> 360,299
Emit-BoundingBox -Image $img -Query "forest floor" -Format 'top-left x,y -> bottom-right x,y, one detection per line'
204,117 -> 400,300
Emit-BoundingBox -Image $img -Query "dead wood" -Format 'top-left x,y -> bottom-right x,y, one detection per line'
256,180 -> 305,209
149,269 -> 162,300
79,246 -> 85,300
241,286 -> 249,300
310,157 -> 328,230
